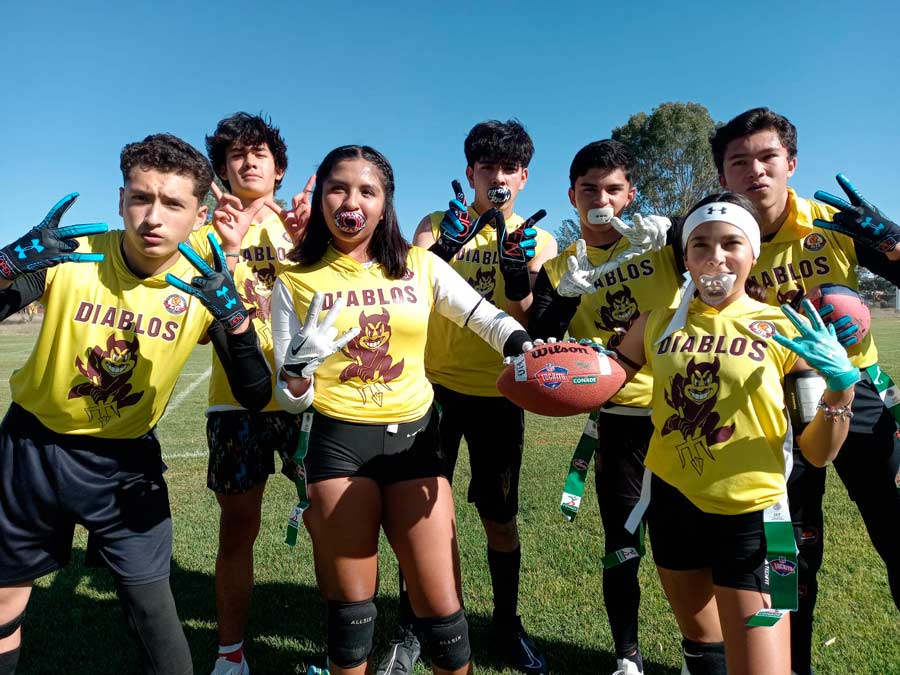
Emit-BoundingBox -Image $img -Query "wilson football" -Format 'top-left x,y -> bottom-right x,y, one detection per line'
497,341 -> 626,416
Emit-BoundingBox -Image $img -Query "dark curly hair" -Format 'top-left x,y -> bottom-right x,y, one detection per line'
287,145 -> 410,279
205,112 -> 288,192
464,119 -> 534,169
569,139 -> 635,188
710,107 -> 797,175
120,133 -> 213,201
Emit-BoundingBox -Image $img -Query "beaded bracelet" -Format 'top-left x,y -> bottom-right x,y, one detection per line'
817,397 -> 854,422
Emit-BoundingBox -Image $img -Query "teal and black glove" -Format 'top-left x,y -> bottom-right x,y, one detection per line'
774,299 -> 860,391
165,233 -> 248,332
814,174 -> 900,254
497,208 -> 545,301
0,193 -> 106,280
430,180 -> 497,262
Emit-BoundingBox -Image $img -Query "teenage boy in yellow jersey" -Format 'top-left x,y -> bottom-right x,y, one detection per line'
529,140 -> 678,675
0,133 -> 271,675
201,112 -> 307,675
391,119 -> 556,675
712,107 -> 900,675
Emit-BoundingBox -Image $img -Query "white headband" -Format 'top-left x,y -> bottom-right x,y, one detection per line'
655,201 -> 761,344
681,201 -> 761,257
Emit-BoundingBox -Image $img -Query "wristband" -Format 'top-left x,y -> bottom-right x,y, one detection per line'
817,397 -> 854,422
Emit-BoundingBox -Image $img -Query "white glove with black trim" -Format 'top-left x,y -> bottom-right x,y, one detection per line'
282,292 -> 360,378
613,213 -> 671,257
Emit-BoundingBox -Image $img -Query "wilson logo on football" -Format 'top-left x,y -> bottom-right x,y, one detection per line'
163,294 -> 188,315
536,364 -> 568,389
771,557 -> 797,577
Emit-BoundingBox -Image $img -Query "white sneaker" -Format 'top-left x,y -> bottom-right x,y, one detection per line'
211,655 -> 249,675
613,656 -> 643,675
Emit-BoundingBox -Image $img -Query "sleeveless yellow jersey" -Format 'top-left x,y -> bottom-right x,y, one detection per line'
195,213 -> 293,412
643,295 -> 800,515
278,246 -> 440,424
11,231 -> 214,438
543,239 -> 681,408
752,188 -> 875,369
425,208 -> 554,396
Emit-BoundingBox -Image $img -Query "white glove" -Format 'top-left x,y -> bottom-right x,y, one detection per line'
283,292 -> 360,378
612,213 -> 671,256
556,239 -> 598,297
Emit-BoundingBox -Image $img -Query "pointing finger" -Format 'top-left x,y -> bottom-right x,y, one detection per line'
211,182 -> 225,203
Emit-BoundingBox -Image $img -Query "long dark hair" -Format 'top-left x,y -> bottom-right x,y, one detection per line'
287,145 -> 410,279
680,192 -> 768,302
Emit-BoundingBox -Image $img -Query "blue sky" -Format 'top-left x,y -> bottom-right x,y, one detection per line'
2,1 -> 898,243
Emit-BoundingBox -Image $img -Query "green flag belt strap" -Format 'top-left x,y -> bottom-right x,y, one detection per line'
747,497 -> 798,627
862,364 -> 900,426
560,411 -> 599,521
285,411 -> 314,548
601,523 -> 646,569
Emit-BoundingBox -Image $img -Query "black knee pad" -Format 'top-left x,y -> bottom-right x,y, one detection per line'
420,609 -> 470,671
681,637 -> 726,675
326,598 -> 377,668
0,610 -> 23,640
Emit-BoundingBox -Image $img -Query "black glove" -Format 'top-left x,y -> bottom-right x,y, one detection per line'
165,233 -> 249,332
497,209 -> 545,301
429,180 -> 496,261
814,174 -> 900,254
0,193 -> 107,280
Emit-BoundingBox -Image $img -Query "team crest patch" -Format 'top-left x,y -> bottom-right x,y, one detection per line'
536,363 -> 568,390
803,233 -> 827,251
748,320 -> 776,338
163,293 -> 188,315
771,557 -> 797,577
572,458 -> 589,471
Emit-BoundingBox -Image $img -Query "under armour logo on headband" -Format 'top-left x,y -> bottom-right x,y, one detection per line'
707,206 -> 728,215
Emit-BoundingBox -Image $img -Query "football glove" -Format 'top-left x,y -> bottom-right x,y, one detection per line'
0,193 -> 107,280
497,208 -> 545,301
429,180 -> 498,261
814,174 -> 900,254
283,292 -> 360,378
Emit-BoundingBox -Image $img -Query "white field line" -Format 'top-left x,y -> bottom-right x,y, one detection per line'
162,367 -> 210,459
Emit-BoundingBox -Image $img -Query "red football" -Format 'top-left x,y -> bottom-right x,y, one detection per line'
497,341 -> 626,416
806,283 -> 870,344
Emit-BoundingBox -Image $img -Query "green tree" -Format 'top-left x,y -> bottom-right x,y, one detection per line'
612,102 -> 721,218
554,215 -> 581,250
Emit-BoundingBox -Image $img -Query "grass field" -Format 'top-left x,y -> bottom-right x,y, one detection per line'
5,316 -> 900,674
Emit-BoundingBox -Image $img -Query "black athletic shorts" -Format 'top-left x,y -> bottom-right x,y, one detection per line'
206,410 -> 304,495
647,474 -> 768,592
432,383 -> 524,523
304,406 -> 443,485
0,404 -> 172,586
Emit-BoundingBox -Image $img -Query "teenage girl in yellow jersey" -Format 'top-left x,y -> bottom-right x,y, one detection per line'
270,146 -> 531,675
592,192 -> 857,675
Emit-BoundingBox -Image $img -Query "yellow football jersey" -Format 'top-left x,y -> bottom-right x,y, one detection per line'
752,189 -> 875,369
643,295 -> 800,515
195,213 -> 293,412
424,208 -> 554,396
277,246 -> 440,424
11,231 -> 213,438
543,240 -> 682,408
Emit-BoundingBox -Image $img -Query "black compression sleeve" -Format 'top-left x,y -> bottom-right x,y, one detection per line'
0,271 -> 46,322
855,240 -> 900,286
528,268 -> 580,341
503,330 -> 532,357
208,320 -> 272,411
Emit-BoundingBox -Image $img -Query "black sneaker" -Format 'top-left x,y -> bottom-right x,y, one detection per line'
494,616 -> 547,674
376,625 -> 421,675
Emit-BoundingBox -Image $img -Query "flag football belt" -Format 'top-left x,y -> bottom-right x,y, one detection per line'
285,411 -> 314,548
861,364 -> 900,427
624,470 -> 797,627
560,411 -> 599,522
